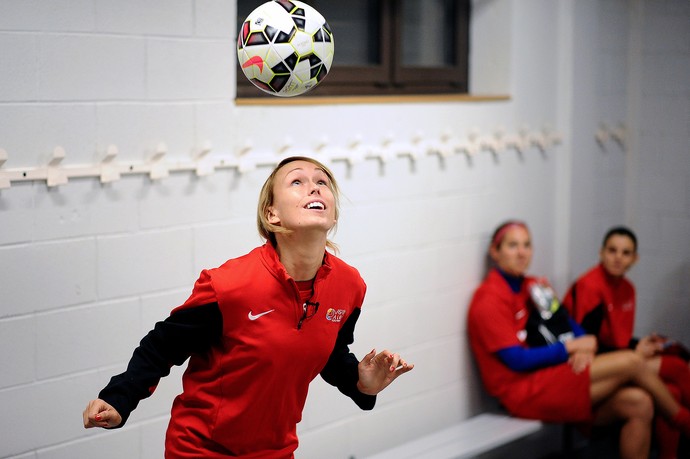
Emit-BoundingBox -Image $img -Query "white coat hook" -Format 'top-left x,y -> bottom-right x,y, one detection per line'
370,132 -> 395,164
441,130 -> 454,157
426,131 -> 452,159
100,145 -> 121,184
530,130 -> 548,152
467,129 -> 481,155
47,146 -> 68,187
439,129 -> 451,144
480,134 -> 499,155
343,135 -> 365,166
610,123 -> 627,151
194,141 -> 215,177
397,147 -> 419,163
149,143 -> 169,180
0,148 -> 10,189
278,136 -> 293,154
454,141 -> 474,157
367,146 -> 391,165
428,144 -> 452,159
238,140 -> 253,156
493,127 -> 507,153
508,126 -> 530,154
348,135 -> 362,150
397,132 -> 420,163
595,123 -> 610,147
456,129 -> 478,157
381,132 -> 394,149
314,135 -> 330,152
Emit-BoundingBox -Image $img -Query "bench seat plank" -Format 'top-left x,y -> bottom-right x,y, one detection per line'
363,413 -> 543,459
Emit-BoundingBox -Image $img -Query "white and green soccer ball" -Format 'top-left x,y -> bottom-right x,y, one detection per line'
237,0 -> 335,97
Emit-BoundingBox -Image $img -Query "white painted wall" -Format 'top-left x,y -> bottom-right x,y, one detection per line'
0,1 -> 688,458
565,0 -> 690,342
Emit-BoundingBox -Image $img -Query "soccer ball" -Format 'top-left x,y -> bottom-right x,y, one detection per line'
237,0 -> 334,97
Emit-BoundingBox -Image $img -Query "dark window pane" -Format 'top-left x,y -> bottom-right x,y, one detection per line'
313,0 -> 381,66
401,0 -> 455,67
236,0 -> 470,98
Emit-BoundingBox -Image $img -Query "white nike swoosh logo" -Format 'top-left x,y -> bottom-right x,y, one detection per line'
248,309 -> 275,321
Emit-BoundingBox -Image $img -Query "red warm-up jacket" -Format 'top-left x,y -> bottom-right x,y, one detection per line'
99,243 -> 375,458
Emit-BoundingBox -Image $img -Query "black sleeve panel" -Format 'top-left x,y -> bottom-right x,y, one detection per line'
98,302 -> 222,427
580,303 -> 605,337
320,308 -> 377,410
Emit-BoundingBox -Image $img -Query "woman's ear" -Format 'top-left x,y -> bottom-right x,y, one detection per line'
489,245 -> 499,263
267,207 -> 280,225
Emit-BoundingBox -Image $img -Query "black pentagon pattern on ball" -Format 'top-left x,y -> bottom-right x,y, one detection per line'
274,0 -> 296,14
291,53 -> 328,81
322,22 -> 333,38
291,9 -> 306,31
272,61 -> 290,74
268,73 -> 290,92
251,55 -> 296,94
264,25 -> 279,41
247,30 -> 269,46
284,52 -> 298,70
313,27 -> 332,44
275,28 -> 295,43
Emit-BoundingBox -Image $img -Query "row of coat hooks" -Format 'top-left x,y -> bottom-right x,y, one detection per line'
0,126 -> 563,189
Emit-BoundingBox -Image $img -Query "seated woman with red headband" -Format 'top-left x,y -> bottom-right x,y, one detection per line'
467,220 -> 690,459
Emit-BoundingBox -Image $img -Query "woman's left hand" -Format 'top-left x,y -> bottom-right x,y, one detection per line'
568,350 -> 594,374
356,349 -> 414,396
635,334 -> 665,358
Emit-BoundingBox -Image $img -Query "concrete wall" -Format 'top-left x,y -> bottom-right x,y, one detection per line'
0,1 -> 688,458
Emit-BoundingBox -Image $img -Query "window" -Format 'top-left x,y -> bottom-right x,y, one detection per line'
236,0 -> 470,98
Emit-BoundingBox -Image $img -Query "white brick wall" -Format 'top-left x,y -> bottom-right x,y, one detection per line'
0,1 -> 688,458
638,0 -> 689,396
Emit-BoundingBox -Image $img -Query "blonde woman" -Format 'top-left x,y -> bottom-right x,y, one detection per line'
84,156 -> 413,458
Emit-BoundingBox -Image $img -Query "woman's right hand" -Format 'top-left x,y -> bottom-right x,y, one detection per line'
564,335 -> 597,373
568,350 -> 594,374
565,335 -> 598,355
83,399 -> 122,429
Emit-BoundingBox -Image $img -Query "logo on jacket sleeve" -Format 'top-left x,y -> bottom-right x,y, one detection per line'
325,308 -> 346,323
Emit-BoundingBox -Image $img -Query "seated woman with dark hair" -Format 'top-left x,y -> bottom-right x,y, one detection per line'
563,226 -> 690,458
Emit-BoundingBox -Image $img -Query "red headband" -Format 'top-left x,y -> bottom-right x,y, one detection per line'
491,221 -> 528,247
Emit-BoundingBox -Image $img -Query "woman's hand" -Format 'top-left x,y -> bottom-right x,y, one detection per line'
568,350 -> 594,374
356,349 -> 414,396
565,335 -> 598,355
635,334 -> 665,358
83,399 -> 122,429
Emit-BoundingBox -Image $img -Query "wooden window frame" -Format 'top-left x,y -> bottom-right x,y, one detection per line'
236,0 -> 470,99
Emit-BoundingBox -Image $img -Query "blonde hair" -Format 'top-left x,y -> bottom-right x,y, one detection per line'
257,156 -> 340,251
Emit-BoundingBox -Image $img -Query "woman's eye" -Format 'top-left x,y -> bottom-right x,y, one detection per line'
291,179 -> 301,186
317,179 -> 327,186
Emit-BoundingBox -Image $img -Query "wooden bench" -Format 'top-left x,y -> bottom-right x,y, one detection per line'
362,413 -> 545,459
